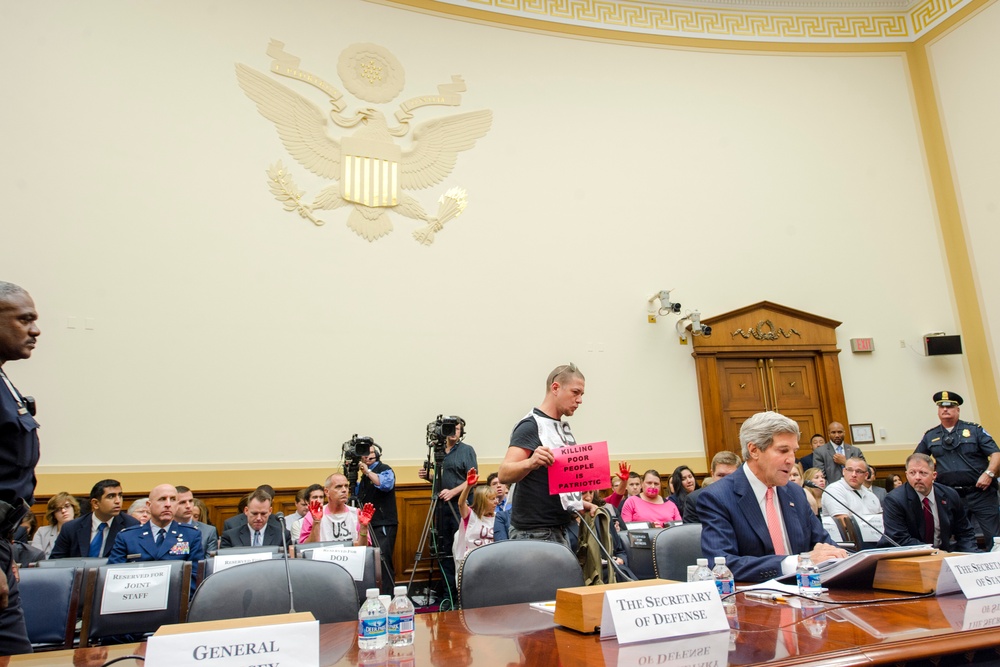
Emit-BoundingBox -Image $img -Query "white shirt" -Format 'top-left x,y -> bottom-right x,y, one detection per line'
821,479 -> 882,517
743,463 -> 799,576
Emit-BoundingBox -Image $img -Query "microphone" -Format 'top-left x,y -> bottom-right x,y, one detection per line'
576,510 -> 635,582
803,481 -> 902,548
275,512 -> 295,613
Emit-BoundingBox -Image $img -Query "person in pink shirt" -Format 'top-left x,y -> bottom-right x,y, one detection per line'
620,470 -> 681,527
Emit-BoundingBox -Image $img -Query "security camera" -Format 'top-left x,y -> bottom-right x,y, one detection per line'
702,325 -> 712,337
657,290 -> 681,316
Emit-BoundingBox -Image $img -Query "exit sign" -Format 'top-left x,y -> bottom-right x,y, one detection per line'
850,338 -> 875,353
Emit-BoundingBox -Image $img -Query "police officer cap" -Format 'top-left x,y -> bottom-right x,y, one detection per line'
934,391 -> 963,407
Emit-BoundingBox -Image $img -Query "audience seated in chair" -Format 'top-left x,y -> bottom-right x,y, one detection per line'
51,479 -> 140,559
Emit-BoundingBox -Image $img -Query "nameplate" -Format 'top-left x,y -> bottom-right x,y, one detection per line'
856,514 -> 885,542
101,564 -> 171,614
936,552 -> 1000,598
600,629 -> 730,666
146,612 -> 318,667
549,441 -> 611,495
213,551 -> 273,573
599,581 -> 727,644
308,546 -> 366,580
954,595 -> 1000,630
822,516 -> 842,542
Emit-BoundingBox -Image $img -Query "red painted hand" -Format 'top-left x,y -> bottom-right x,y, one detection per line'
466,467 -> 479,487
308,499 -> 324,521
358,503 -> 375,526
617,461 -> 631,483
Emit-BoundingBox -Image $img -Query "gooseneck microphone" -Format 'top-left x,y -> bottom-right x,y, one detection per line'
803,481 -> 902,548
576,510 -> 636,582
275,512 -> 295,613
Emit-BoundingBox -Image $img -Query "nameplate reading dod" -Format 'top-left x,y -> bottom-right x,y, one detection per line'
549,441 -> 612,495
937,552 -> 1000,599
101,564 -> 172,614
600,582 -> 728,645
308,546 -> 366,580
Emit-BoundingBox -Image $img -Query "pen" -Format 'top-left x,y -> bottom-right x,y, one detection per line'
744,592 -> 787,602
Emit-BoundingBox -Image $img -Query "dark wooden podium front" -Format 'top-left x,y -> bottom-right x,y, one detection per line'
7,591 -> 1000,666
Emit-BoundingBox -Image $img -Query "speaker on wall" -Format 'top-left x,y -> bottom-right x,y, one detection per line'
924,334 -> 963,356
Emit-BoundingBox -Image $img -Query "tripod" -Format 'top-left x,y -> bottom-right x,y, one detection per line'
346,460 -> 397,594
407,456 -> 456,611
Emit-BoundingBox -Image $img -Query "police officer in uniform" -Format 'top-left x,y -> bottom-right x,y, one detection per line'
356,440 -> 398,593
0,281 -> 41,655
915,391 -> 1000,543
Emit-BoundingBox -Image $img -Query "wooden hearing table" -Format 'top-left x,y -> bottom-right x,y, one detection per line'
6,590 -> 1000,666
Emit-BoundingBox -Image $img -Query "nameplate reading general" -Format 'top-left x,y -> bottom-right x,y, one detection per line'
937,552 -> 1000,599
600,581 -> 728,644
145,612 -> 319,667
101,564 -> 171,614
549,441 -> 611,495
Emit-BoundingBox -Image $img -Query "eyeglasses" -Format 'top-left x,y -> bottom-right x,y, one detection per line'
843,468 -> 867,475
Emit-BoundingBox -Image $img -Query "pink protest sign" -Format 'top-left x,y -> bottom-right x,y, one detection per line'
548,441 -> 611,495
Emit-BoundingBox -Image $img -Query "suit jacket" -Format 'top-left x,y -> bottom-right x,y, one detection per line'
879,482 -> 978,552
188,521 -> 218,554
220,522 -> 289,549
108,521 -> 204,592
812,442 -> 865,484
223,513 -> 281,532
798,453 -> 814,471
699,466 -> 834,582
870,485 -> 887,503
50,512 -> 140,559
682,488 -> 705,524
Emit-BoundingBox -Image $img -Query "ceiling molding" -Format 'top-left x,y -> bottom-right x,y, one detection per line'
382,0 -> 974,42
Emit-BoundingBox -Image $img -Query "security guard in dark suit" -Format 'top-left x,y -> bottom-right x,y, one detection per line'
915,391 -> 1000,543
108,484 -> 204,593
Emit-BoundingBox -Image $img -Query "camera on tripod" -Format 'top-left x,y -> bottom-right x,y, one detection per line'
425,415 -> 461,468
341,434 -> 375,481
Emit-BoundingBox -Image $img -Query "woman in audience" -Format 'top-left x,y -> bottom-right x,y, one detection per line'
452,468 -> 496,566
127,497 -> 150,524
621,470 -> 681,527
32,492 -> 80,558
192,498 -> 212,525
789,463 -> 821,516
884,473 -> 903,492
668,465 -> 697,519
802,467 -> 826,516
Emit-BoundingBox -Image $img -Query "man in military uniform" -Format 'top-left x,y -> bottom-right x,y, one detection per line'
915,391 -> 1000,543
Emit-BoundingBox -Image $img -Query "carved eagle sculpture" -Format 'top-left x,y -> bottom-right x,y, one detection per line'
236,63 -> 493,241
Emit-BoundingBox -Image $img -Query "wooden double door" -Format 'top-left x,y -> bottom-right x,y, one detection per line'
717,356 -> 825,459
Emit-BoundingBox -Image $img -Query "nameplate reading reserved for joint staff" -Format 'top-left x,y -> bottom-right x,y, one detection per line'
101,564 -> 171,614
213,551 -> 273,573
937,552 -> 1000,599
600,581 -> 728,644
308,546 -> 366,580
145,613 -> 318,667
548,441 -> 611,495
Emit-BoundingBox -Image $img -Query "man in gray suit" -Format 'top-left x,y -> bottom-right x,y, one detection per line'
812,422 -> 865,484
175,485 -> 218,554
865,466 -> 887,503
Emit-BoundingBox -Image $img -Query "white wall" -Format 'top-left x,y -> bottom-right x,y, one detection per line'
0,0 -> 966,474
927,1 -> 1000,412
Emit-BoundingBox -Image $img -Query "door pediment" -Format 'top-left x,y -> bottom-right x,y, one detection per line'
693,301 -> 841,352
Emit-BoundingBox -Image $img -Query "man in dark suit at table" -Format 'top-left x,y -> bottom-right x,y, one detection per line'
108,483 -> 204,592
51,479 -> 140,559
700,411 -> 847,582
879,453 -> 979,552
220,489 -> 289,550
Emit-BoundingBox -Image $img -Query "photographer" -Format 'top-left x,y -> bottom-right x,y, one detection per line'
417,416 -> 477,600
356,440 -> 398,593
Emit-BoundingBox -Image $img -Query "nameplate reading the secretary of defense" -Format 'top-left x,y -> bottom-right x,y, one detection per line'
600,582 -> 728,644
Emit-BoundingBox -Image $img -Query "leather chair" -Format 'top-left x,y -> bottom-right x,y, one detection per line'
622,527 -> 668,580
302,545 -> 382,604
35,557 -> 108,569
457,540 -> 584,610
187,558 -> 359,623
80,561 -> 191,647
19,566 -> 83,649
652,523 -> 703,581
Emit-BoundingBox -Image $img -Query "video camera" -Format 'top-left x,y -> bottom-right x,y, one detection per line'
341,434 -> 375,483
424,415 -> 463,470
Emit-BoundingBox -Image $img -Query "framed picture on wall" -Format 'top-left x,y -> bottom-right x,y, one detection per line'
850,423 -> 875,444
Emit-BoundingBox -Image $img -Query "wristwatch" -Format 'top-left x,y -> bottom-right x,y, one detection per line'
986,470 -> 996,479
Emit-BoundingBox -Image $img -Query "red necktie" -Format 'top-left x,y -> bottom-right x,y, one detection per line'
765,487 -> 786,555
922,497 -> 935,546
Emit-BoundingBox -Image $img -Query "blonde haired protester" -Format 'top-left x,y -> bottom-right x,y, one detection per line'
452,468 -> 496,565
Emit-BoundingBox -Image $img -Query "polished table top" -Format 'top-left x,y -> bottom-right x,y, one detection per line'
8,590 -> 1000,666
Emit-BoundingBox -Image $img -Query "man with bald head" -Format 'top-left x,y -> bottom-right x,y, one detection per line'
299,473 -> 374,547
812,421 -> 865,484
109,484 -> 204,591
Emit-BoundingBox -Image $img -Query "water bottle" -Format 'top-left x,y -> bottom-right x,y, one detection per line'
991,537 -> 1000,553
796,553 -> 822,597
693,558 -> 715,584
388,585 -> 415,647
712,556 -> 735,596
358,587 -> 388,649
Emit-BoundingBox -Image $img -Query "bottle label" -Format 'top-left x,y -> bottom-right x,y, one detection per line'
715,578 -> 735,595
388,613 -> 414,634
796,572 -> 821,589
359,617 -> 387,638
